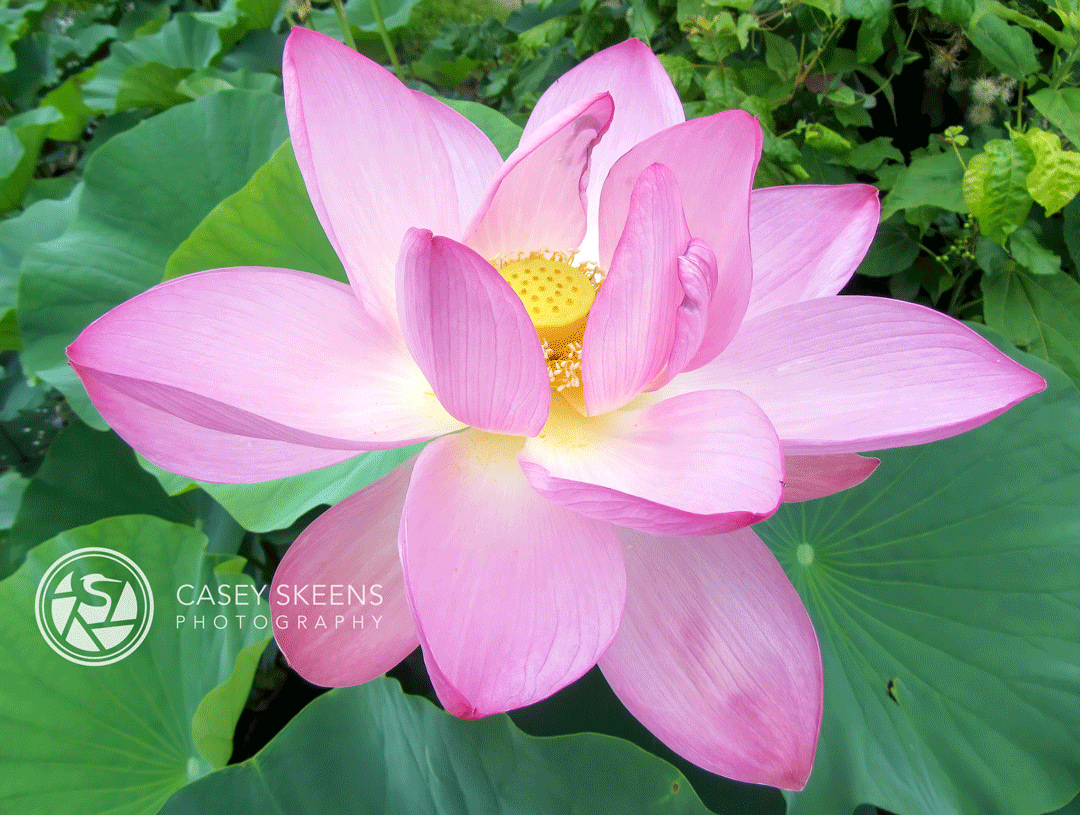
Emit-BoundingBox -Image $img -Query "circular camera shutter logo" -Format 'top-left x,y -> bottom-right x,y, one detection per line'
35,547 -> 154,666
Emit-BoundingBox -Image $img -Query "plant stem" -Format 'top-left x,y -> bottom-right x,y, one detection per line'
369,0 -> 403,79
331,0 -> 356,49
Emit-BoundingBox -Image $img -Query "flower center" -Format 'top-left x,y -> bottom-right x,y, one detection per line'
493,251 -> 602,392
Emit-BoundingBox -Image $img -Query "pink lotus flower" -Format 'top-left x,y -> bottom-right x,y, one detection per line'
67,29 -> 1043,790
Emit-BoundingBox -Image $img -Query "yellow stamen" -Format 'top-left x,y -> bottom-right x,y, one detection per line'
492,250 -> 602,394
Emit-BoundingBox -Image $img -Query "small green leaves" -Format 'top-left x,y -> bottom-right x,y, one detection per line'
1020,129 -> 1080,215
963,136 -> 1034,244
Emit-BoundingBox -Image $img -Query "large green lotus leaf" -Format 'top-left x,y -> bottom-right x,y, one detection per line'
0,515 -> 271,815
142,442 -> 422,533
81,13 -> 223,112
752,336 -> 1080,815
17,89 -> 289,429
0,184 -> 81,350
163,139 -> 345,282
0,421 -> 244,580
160,677 -> 713,815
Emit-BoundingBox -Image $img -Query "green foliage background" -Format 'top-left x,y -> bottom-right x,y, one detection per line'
1,0 -> 1079,813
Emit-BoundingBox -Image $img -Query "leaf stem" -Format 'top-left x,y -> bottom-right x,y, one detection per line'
369,0 -> 403,79
331,0 -> 357,49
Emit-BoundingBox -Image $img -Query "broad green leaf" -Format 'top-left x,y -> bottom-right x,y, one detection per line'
763,30 -> 799,81
1019,128 -> 1080,215
18,90 -> 289,428
0,106 -> 63,214
963,138 -> 1034,244
982,269 -> 1080,388
194,0 -> 282,50
0,515 -> 271,815
1,422 -> 202,579
909,0 -> 973,24
81,13 -> 223,113
142,443 -> 422,533
846,136 -> 903,171
1030,88 -> 1080,149
39,77 -> 95,141
855,214 -> 920,278
160,678 -> 714,815
308,0 -> 423,40
511,665 -> 787,814
968,15 -> 1038,79
1008,225 -> 1062,276
115,62 -> 193,111
0,470 -> 27,530
0,185 -> 81,351
760,335 -> 1080,815
881,151 -> 968,220
164,140 -> 344,282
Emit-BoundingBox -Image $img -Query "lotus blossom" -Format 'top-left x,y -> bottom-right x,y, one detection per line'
67,28 -> 1044,790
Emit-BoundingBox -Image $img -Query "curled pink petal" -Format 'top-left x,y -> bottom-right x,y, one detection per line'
582,163 -> 689,415
67,267 -> 461,482
465,92 -> 614,260
782,454 -> 880,502
667,296 -> 1047,454
519,390 -> 783,535
284,28 -> 469,331
271,461 -> 419,687
746,184 -> 880,321
522,38 -> 684,261
656,239 -> 718,388
598,111 -> 761,367
399,431 -> 626,717
599,526 -> 822,791
397,229 -> 550,436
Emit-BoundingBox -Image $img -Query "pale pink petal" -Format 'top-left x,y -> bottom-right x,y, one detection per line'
75,375 -> 362,482
464,93 -> 613,260
519,391 -> 783,536
598,111 -> 761,367
666,297 -> 1047,454
270,461 -> 419,686
599,526 -> 822,790
284,28 -> 468,331
656,239 -> 718,388
399,431 -> 625,717
397,230 -> 550,436
745,184 -> 880,321
67,267 -> 462,482
411,91 -> 503,224
782,454 -> 880,502
582,163 -> 689,415
522,39 -> 685,261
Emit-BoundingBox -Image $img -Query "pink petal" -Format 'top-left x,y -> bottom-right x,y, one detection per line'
399,430 -> 626,717
599,526 -> 822,790
745,184 -> 880,321
270,460 -> 419,687
284,28 -> 472,332
411,90 -> 504,227
656,239 -> 718,388
667,296 -> 1047,454
521,39 -> 684,261
598,111 -> 761,368
519,391 -> 783,536
582,163 -> 690,415
74,377 -> 362,482
396,229 -> 550,436
67,267 -> 462,482
782,454 -> 880,502
464,93 -> 614,260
